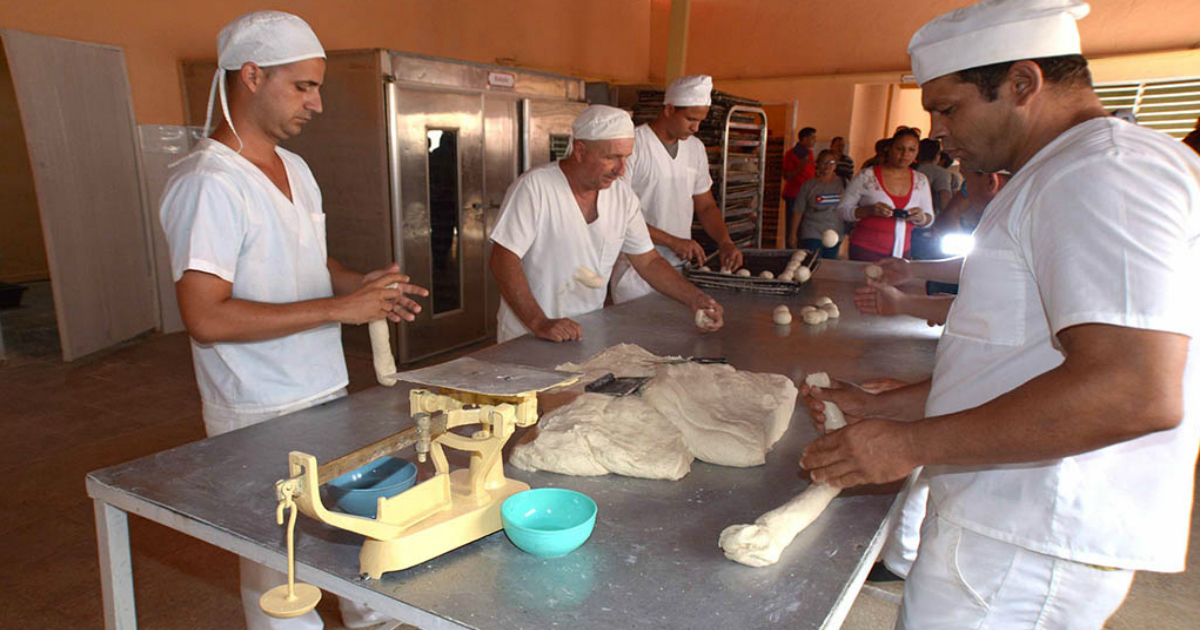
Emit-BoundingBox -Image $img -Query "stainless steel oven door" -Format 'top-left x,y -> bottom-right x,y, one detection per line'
389,86 -> 487,363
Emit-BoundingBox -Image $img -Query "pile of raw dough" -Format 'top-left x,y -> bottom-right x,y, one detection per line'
511,345 -> 797,478
510,393 -> 693,480
717,371 -> 846,567
641,361 -> 796,468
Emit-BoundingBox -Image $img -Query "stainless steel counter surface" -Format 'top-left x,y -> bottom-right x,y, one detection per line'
87,261 -> 940,630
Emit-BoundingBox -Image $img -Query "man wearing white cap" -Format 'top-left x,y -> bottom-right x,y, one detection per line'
490,104 -> 724,342
801,0 -> 1200,627
610,75 -> 743,303
159,11 -> 424,630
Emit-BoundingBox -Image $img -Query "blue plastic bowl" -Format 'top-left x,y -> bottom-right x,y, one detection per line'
501,488 -> 597,558
325,456 -> 417,518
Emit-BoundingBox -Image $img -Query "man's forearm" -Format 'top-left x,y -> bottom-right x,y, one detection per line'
867,379 -> 932,421
646,224 -> 678,248
327,258 -> 364,296
909,258 -> 964,284
907,330 -> 1186,468
636,255 -> 702,307
183,297 -> 340,344
695,196 -> 733,246
489,246 -> 550,331
900,294 -> 955,325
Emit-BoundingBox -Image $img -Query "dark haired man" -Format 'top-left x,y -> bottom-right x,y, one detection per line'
782,127 -> 817,245
801,1 -> 1200,627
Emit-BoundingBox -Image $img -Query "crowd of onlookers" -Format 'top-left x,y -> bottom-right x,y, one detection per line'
783,125 -> 949,263
782,113 -> 1200,264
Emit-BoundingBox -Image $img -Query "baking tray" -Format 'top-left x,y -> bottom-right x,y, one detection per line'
683,248 -> 820,295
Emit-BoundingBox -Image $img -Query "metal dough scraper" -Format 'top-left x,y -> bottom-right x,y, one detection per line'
584,373 -> 652,397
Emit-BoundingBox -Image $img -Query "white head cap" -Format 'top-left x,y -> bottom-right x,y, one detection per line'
571,105 -> 635,141
204,11 -> 326,150
665,75 -> 713,107
907,0 -> 1090,86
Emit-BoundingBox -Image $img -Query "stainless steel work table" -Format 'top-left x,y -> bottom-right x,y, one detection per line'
87,261 -> 940,630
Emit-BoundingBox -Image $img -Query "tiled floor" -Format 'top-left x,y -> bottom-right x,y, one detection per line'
1,281 -> 1197,629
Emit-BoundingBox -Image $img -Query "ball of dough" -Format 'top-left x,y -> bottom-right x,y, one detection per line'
802,309 -> 828,325
795,267 -> 812,283
772,307 -> 792,325
699,265 -> 712,272
799,305 -> 818,314
695,309 -> 715,329
759,270 -> 775,279
821,229 -> 839,248
820,303 -> 840,319
778,270 -> 794,282
720,267 -> 733,275
814,296 -> 833,307
864,264 -> 883,280
736,268 -> 752,277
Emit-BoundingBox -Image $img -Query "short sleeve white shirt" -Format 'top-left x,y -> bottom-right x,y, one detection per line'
925,118 -> 1200,572
490,162 -> 654,342
159,139 -> 347,414
623,124 -> 713,266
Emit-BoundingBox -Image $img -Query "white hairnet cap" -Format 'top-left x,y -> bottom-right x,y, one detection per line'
218,11 -> 325,70
908,0 -> 1089,86
665,75 -> 713,107
572,105 -> 635,141
204,11 -> 326,150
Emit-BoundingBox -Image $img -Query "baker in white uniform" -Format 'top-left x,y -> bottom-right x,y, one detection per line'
801,1 -> 1200,627
490,105 -> 724,343
159,11 -> 426,630
610,75 -> 743,303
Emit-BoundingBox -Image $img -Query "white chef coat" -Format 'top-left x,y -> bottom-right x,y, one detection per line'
924,117 -> 1200,572
159,139 -> 347,424
610,124 -> 712,303
490,162 -> 655,342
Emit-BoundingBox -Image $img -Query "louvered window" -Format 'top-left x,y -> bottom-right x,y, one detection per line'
1096,77 -> 1200,138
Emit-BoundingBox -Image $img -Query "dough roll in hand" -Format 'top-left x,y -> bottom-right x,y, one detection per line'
718,372 -> 847,567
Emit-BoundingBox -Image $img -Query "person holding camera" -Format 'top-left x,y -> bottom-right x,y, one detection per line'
837,128 -> 934,261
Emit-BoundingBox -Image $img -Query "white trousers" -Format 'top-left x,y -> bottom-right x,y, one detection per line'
895,516 -> 1134,630
203,390 -> 392,630
880,472 -> 928,578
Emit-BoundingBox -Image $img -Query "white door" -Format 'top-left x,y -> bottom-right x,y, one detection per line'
1,30 -> 156,361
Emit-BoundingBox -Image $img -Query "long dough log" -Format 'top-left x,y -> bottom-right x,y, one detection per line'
718,372 -> 846,567
369,281 -> 402,387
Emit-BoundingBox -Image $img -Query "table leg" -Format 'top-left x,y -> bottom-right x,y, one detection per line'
94,499 -> 138,629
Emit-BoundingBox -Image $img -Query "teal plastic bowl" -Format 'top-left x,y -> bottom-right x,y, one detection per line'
501,488 -> 597,558
325,456 -> 417,518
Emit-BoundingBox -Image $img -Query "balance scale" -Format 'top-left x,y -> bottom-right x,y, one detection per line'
260,321 -> 578,619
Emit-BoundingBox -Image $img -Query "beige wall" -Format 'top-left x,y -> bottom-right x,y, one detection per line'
0,0 -> 654,125
0,48 -> 47,283
718,49 -> 1200,169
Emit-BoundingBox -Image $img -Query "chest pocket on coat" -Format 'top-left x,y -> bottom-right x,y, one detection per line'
944,247 -> 1029,347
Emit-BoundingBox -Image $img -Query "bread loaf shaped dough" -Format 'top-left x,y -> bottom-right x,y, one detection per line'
718,371 -> 847,567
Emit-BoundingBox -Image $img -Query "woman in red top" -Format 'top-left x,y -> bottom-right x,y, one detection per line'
837,128 -> 934,261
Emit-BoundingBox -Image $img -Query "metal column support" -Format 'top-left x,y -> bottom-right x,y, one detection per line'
665,0 -> 692,84
94,499 -> 137,630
